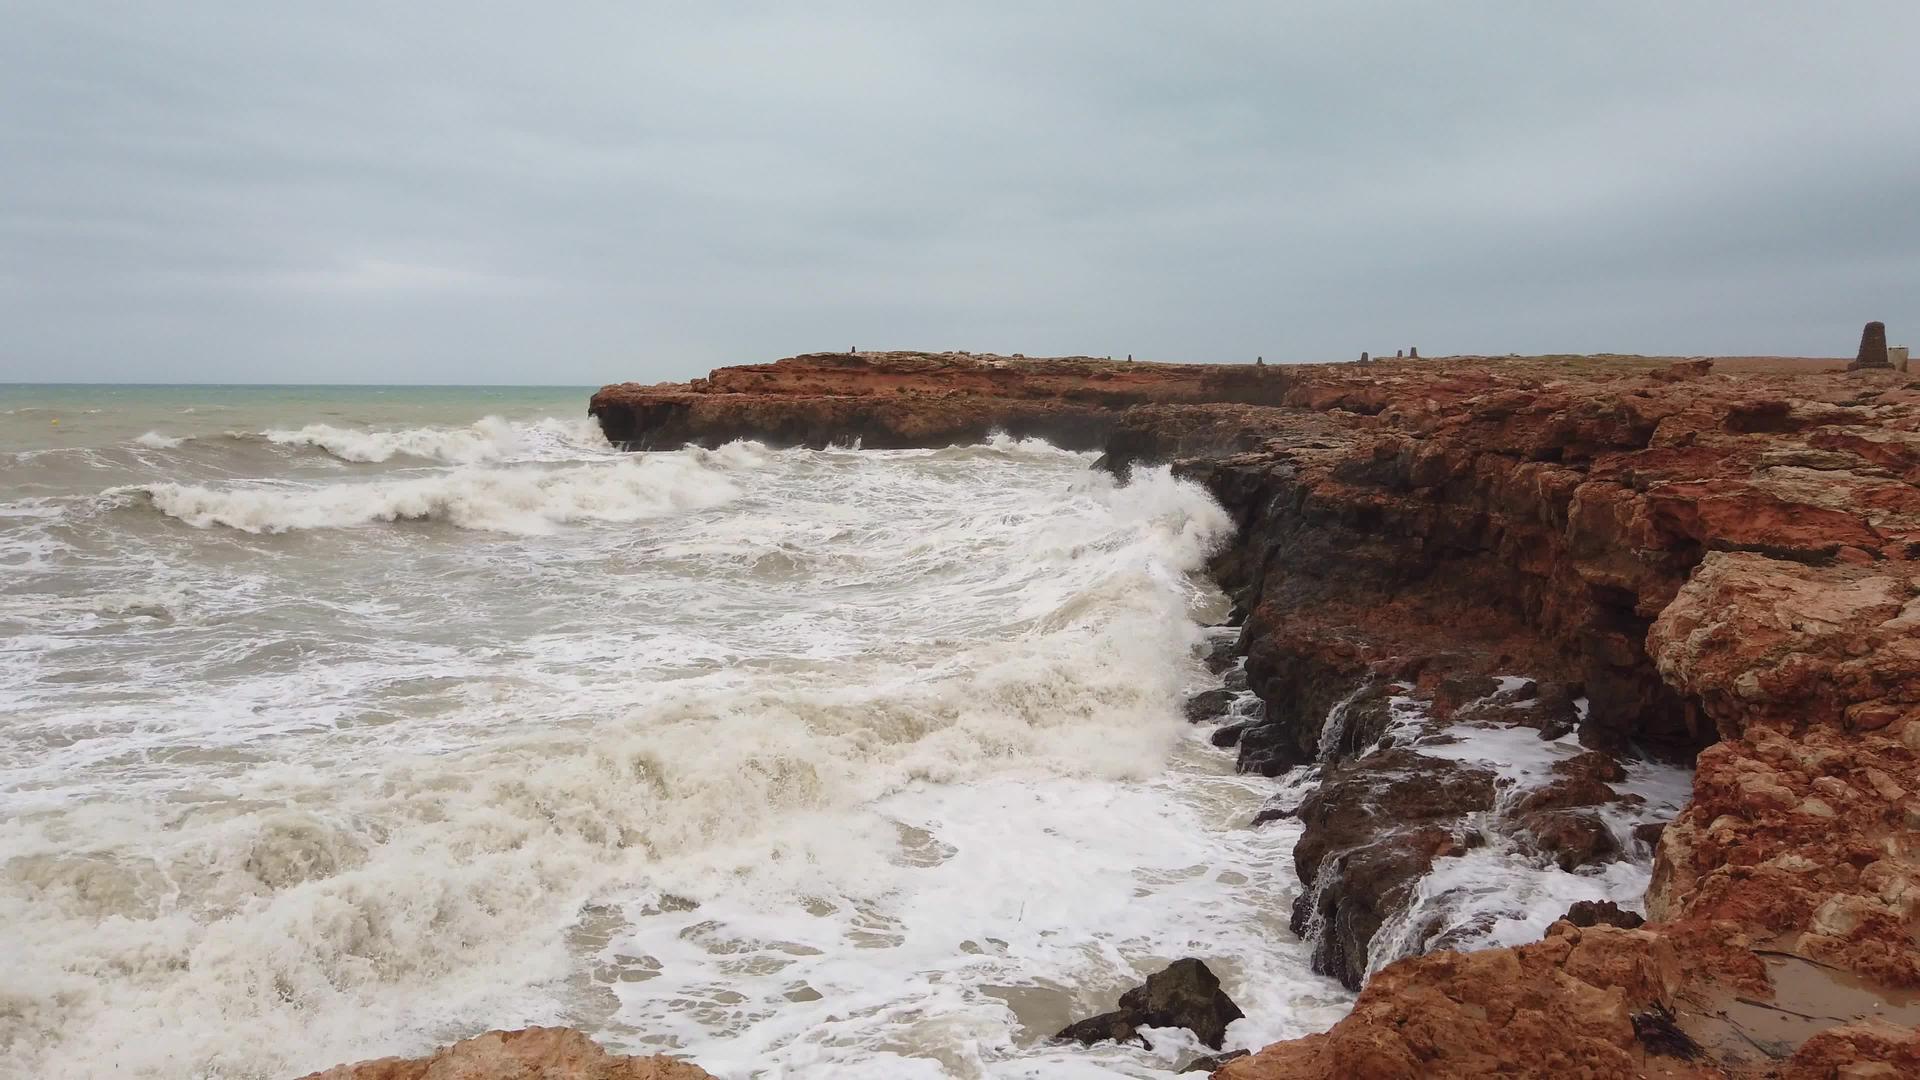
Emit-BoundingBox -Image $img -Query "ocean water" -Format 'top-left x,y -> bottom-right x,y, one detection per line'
0,386 -> 1351,1079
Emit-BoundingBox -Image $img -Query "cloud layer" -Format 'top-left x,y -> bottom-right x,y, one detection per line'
4,2 -> 1917,383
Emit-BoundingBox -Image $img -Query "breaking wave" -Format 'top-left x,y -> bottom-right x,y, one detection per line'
114,446 -> 760,534
262,416 -> 609,464
3,448 -> 1292,1079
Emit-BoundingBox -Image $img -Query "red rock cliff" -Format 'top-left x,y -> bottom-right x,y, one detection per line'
589,350 -> 1294,449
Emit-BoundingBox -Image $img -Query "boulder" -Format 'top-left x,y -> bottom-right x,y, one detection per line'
1056,958 -> 1246,1050
1561,899 -> 1646,929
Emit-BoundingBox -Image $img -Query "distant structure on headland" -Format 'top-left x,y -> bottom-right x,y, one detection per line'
1851,321 -> 1893,371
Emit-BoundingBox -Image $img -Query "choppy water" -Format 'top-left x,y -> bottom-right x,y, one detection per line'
0,386 -> 1350,1079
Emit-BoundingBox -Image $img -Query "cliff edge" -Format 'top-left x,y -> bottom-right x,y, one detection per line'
588,350 -> 1295,450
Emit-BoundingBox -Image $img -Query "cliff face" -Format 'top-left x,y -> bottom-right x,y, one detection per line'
1126,357 -> 1920,1077
588,350 -> 1294,449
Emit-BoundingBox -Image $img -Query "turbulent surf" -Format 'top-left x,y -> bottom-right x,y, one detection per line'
0,386 -> 1349,1079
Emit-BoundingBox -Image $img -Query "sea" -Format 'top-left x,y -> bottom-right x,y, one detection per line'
0,385 -> 1354,1079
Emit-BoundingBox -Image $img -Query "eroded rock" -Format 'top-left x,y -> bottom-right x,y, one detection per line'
1055,958 -> 1246,1050
296,1028 -> 712,1080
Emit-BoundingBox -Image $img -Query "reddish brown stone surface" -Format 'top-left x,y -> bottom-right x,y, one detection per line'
296,1028 -> 711,1080
589,350 -> 1295,450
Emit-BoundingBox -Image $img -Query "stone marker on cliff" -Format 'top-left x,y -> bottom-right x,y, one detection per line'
1056,958 -> 1245,1051
1359,351 -> 1369,363
1409,346 -> 1418,358
1849,320 -> 1891,370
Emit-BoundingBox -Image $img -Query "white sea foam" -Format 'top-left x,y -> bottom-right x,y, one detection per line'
1359,690 -> 1695,978
264,415 -> 609,464
3,444 -> 1337,1080
132,430 -> 184,449
117,448 -> 752,534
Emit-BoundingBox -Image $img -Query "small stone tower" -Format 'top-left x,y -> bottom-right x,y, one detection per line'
1409,346 -> 1419,359
1851,321 -> 1891,370
1360,351 -> 1370,364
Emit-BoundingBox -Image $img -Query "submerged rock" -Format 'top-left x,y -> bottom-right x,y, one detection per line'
1179,1047 -> 1249,1072
1056,958 -> 1246,1051
1184,687 -> 1240,723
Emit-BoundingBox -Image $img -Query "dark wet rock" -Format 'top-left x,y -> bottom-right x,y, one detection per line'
1513,774 -> 1619,814
1202,634 -> 1241,674
1562,899 -> 1646,929
1055,1012 -> 1151,1051
1518,809 -> 1622,870
1055,958 -> 1245,1051
1179,1048 -> 1249,1072
1250,802 -> 1296,826
1632,821 -> 1667,849
1119,958 -> 1245,1049
1552,749 -> 1627,784
1210,722 -> 1248,749
1233,721 -> 1301,777
1288,750 -> 1497,988
1184,688 -> 1239,724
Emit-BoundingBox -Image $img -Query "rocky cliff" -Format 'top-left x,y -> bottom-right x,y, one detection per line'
1115,356 -> 1920,1077
588,350 -> 1294,449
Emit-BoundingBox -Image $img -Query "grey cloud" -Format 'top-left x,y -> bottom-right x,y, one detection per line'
3,1 -> 1917,383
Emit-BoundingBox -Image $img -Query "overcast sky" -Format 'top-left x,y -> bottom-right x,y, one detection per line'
4,2 -> 1918,384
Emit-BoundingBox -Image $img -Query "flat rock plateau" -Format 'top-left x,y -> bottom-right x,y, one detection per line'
326,350 -> 1920,1079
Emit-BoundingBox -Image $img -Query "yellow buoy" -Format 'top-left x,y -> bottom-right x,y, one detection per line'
50,418 -> 59,425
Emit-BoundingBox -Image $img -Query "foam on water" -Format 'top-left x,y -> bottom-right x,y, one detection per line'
1,409 -> 1344,1079
1361,687 -> 1695,977
112,446 -> 754,535
262,416 -> 610,464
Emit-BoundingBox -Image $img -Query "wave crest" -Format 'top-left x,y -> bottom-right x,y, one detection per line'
263,416 -> 608,464
117,451 -> 753,534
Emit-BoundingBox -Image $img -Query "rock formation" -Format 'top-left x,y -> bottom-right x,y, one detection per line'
296,1028 -> 712,1080
1056,958 -> 1247,1050
576,349 -> 1917,1079
588,350 -> 1292,450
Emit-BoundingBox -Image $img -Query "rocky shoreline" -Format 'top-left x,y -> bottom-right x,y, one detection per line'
317,350 -> 1919,1078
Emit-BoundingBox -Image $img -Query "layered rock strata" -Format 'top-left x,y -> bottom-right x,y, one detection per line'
588,350 -> 1293,449
1117,357 -> 1920,1076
